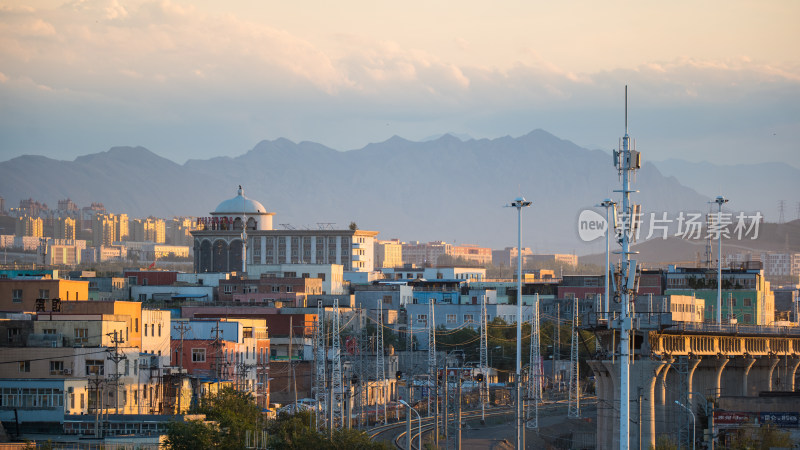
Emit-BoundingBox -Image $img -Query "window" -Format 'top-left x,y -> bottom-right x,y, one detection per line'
223,285 -> 233,294
383,295 -> 393,304
158,324 -> 162,337
744,313 -> 752,323
138,294 -> 147,302
302,273 -> 310,278
12,289 -> 22,303
144,324 -> 148,337
39,289 -> 50,299
731,298 -> 737,307
19,361 -> 30,373
86,360 -> 104,375
192,348 -> 206,362
464,314 -> 474,323
284,272 -> 297,278
271,286 -> 279,292
286,285 -> 293,293
74,328 -> 88,346
135,318 -> 139,332
446,314 -> 457,324
7,328 -> 20,341
417,314 -> 428,324
744,298 -> 752,307
318,273 -> 326,281
50,360 -> 64,375
42,328 -> 56,335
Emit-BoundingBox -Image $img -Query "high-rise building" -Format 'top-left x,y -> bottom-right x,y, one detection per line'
132,217 -> 166,243
15,216 -> 43,237
53,217 -> 76,240
168,217 -> 198,247
492,247 -> 534,267
92,214 -> 116,246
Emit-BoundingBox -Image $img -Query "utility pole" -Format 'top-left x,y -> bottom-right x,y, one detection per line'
89,374 -> 104,437
290,316 -> 297,407
456,376 -> 462,450
479,291 -> 489,423
555,303 -> 560,391
211,323 -> 223,392
106,330 -> 127,415
173,321 -> 189,414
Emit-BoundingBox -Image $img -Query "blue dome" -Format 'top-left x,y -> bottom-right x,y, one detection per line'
214,186 -> 267,214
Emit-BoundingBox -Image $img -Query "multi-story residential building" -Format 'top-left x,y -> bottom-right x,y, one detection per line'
529,253 -> 578,267
53,216 -> 76,240
402,241 -> 451,267
92,213 -> 129,246
218,275 -> 323,306
760,252 -> 800,277
192,186 -> 379,273
492,247 -> 534,267
248,263 -> 345,295
374,239 -> 403,269
170,319 -> 266,401
379,266 -> 486,282
15,215 -> 43,237
168,217 -> 198,247
449,244 -> 492,265
0,278 -> 90,311
132,217 -> 166,243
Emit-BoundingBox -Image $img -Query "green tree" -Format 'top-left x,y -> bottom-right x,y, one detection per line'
164,419 -> 219,450
196,388 -> 266,449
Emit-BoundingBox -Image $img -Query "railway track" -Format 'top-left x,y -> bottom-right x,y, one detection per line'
368,407 -> 514,449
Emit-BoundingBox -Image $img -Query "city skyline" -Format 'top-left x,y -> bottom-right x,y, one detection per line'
0,1 -> 798,168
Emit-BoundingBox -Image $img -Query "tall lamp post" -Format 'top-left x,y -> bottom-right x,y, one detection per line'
598,199 -> 617,322
714,196 -> 728,324
509,196 -> 531,450
399,400 -> 421,450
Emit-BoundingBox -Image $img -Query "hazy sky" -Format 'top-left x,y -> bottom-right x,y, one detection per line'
1,0 -> 798,166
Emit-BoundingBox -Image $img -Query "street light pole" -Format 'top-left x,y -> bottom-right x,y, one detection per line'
400,400 -> 421,450
509,197 -> 531,450
714,196 -> 728,324
675,400 -> 695,450
598,199 -> 617,322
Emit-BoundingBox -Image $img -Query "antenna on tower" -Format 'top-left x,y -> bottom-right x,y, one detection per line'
779,200 -> 786,224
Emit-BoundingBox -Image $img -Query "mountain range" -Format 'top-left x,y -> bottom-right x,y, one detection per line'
1,130 -> 796,253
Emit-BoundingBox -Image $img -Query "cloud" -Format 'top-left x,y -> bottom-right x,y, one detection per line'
0,1 -> 797,167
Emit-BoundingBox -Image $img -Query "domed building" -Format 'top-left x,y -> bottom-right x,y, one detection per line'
192,186 -> 378,275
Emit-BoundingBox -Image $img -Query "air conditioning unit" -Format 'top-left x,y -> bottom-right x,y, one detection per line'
63,368 -> 72,375
67,386 -> 74,393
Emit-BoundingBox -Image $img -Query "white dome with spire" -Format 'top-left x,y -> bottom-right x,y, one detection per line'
214,185 -> 267,214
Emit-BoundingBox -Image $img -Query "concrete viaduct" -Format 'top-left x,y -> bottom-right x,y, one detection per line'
588,320 -> 800,449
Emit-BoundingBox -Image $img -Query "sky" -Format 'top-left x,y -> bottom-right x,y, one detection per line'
1,0 -> 798,167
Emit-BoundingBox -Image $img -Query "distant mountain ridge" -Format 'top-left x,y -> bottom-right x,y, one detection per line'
0,130 -> 754,251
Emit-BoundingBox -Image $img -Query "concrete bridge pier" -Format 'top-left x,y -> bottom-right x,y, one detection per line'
654,357 -> 673,436
588,361 -> 612,450
749,357 -> 779,395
